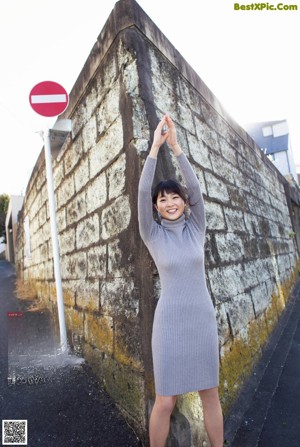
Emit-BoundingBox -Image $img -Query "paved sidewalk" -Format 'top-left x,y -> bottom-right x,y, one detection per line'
0,260 -> 142,447
224,277 -> 300,447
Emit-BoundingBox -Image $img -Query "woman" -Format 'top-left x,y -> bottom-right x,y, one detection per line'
138,114 -> 223,447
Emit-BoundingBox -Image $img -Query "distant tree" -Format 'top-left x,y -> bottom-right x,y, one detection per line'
0,194 -> 10,243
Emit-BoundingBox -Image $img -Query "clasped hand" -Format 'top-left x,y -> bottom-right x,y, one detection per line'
153,114 -> 177,148
150,114 -> 182,159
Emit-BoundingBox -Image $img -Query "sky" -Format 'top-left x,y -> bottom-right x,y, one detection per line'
0,0 -> 299,196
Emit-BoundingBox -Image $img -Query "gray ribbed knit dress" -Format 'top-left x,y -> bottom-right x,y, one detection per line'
138,152 -> 219,396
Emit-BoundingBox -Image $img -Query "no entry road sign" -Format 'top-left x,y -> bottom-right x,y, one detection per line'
29,81 -> 68,117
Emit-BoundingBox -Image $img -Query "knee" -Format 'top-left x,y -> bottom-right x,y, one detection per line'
154,395 -> 177,415
199,387 -> 220,407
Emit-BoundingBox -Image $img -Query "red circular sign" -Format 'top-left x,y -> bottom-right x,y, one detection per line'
29,81 -> 69,117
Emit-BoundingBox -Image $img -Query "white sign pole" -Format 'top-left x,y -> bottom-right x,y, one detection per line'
43,127 -> 67,352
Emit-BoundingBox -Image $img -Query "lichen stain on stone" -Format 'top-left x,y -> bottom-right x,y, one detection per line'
35,281 -> 50,303
114,332 -> 143,372
96,352 -> 146,425
76,332 -> 147,427
64,307 -> 84,334
177,392 -> 203,421
49,284 -> 58,302
15,278 -> 46,311
62,288 -> 75,307
145,375 -> 155,398
84,314 -> 114,354
219,262 -> 300,415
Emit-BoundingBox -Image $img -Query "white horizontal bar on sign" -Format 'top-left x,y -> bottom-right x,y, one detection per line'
31,94 -> 67,104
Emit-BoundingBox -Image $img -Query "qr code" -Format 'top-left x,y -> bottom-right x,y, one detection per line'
2,420 -> 27,445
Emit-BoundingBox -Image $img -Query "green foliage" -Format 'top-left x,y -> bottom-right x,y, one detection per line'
0,194 -> 10,242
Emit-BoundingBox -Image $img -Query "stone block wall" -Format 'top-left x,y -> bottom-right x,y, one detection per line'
16,25 -> 150,432
15,0 -> 299,445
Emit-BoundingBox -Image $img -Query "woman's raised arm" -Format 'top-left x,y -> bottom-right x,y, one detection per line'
165,115 -> 205,232
138,156 -> 157,243
176,153 -> 206,232
138,116 -> 168,242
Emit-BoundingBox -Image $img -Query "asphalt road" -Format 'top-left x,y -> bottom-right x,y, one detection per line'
0,260 -> 142,447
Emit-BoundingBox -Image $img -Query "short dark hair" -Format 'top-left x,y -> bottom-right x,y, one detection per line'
152,179 -> 188,205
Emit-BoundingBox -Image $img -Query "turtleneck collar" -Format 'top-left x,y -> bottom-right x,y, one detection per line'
161,214 -> 186,229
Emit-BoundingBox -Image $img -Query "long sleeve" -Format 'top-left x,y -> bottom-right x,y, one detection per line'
176,152 -> 206,232
138,156 -> 158,243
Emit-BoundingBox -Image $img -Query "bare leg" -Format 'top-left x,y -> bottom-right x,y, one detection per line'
149,394 -> 177,447
199,387 -> 223,447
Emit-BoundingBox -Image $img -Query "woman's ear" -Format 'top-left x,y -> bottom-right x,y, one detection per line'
154,204 -> 158,211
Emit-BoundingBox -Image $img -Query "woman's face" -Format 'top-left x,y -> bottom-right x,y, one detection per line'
155,191 -> 186,221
